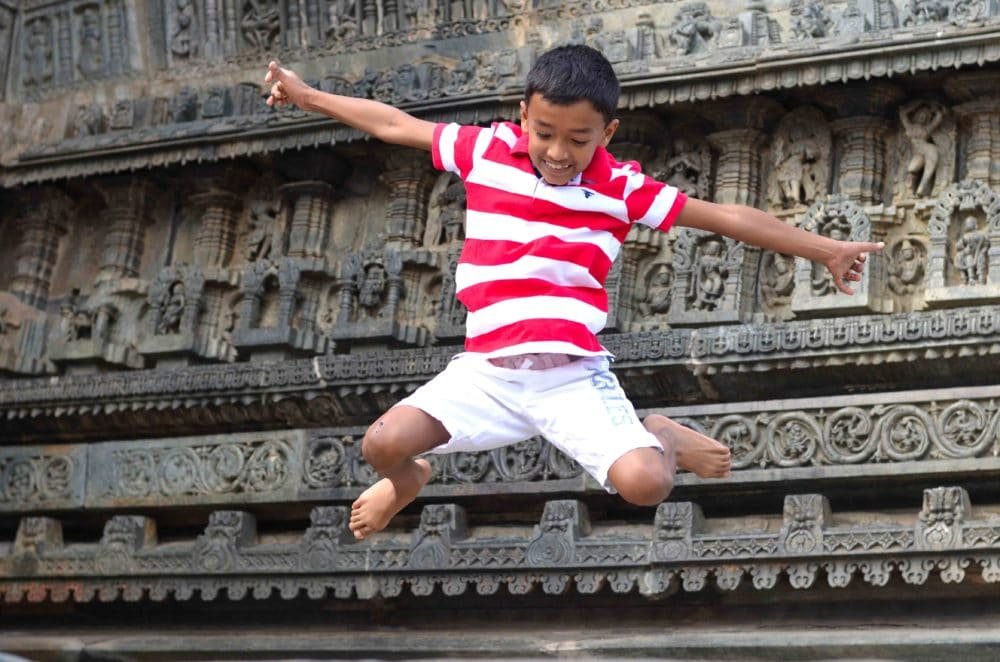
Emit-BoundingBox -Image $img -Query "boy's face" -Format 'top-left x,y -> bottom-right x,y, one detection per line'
520,93 -> 619,186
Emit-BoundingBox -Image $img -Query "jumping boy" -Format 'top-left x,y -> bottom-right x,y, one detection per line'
264,46 -> 883,540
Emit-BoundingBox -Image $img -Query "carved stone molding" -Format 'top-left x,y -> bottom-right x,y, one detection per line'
6,383 -> 1000,512
3,487 -> 1000,602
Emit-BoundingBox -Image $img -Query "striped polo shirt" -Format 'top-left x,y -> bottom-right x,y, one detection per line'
431,121 -> 687,358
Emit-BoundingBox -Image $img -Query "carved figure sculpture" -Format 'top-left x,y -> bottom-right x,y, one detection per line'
666,3 -> 719,56
24,18 -> 54,86
242,0 -> 281,50
692,239 -> 726,310
171,0 -> 195,58
761,252 -> 795,303
156,282 -> 186,335
78,7 -> 103,78
640,264 -> 673,316
769,108 -> 830,209
899,101 -> 944,198
358,264 -> 387,309
902,0 -> 948,26
245,201 -> 278,261
790,0 -> 832,39
888,239 -> 925,295
327,0 -> 359,40
953,216 -> 988,285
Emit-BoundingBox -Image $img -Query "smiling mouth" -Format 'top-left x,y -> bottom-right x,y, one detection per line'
544,161 -> 571,172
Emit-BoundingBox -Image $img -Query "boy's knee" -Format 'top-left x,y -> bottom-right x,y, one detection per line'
361,420 -> 407,471
617,471 -> 674,506
608,456 -> 674,506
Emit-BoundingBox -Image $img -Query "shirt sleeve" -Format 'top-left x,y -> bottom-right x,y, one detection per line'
625,174 -> 688,231
431,122 -> 489,181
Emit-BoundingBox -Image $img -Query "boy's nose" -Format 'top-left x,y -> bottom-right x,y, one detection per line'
547,143 -> 570,161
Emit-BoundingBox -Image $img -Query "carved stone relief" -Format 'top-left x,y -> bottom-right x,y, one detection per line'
886,237 -> 928,300
793,195 -> 886,315
664,2 -> 720,56
925,179 -> 1000,305
22,16 -> 55,88
5,487 -> 1000,603
767,106 -> 831,210
668,228 -> 759,325
894,100 -> 955,201
648,135 -> 712,201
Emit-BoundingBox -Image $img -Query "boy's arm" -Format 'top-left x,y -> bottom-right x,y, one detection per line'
264,61 -> 436,151
676,197 -> 884,296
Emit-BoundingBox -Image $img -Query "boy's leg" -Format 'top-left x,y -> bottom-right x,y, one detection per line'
527,358 -> 677,507
605,441 -> 677,507
350,405 -> 450,540
642,413 -> 732,479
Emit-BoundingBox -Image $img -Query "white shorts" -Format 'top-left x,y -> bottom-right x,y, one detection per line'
395,353 -> 662,490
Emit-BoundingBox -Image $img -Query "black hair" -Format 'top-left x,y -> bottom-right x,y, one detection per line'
524,44 -> 620,124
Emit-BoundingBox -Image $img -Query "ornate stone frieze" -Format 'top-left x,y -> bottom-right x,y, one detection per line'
9,305 -> 1000,422
7,385 -> 1000,512
86,431 -> 303,508
0,445 -> 85,512
2,2 -> 1000,184
657,384 -> 1000,472
3,487 -> 1000,602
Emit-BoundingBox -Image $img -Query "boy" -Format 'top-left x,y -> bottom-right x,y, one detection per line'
265,46 -> 882,540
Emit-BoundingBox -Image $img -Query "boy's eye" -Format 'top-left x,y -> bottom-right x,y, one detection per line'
536,132 -> 551,139
572,139 -> 588,146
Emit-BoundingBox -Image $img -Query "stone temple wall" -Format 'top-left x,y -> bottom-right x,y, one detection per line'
3,0 -> 1000,657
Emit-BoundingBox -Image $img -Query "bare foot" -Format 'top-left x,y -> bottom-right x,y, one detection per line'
644,414 -> 731,478
350,458 -> 432,541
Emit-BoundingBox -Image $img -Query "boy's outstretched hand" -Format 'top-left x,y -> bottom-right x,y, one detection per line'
823,240 -> 885,295
264,61 -> 311,109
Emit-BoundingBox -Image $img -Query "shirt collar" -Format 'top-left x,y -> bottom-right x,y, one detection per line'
510,124 -> 613,187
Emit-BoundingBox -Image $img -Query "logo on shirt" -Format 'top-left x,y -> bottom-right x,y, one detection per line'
581,189 -> 594,199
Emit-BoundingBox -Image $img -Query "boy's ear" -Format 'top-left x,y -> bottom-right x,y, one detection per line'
519,100 -> 529,129
601,118 -> 620,146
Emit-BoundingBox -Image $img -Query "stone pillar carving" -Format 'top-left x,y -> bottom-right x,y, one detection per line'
277,152 -> 347,261
707,128 -> 767,207
381,151 -> 435,249
830,117 -> 889,206
191,190 -> 244,269
817,82 -> 902,206
10,189 -> 71,309
278,182 -> 336,260
954,100 -> 1000,189
704,98 -> 781,208
94,176 -> 153,286
947,73 -> 1000,191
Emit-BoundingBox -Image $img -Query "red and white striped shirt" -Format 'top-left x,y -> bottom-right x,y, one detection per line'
431,121 -> 687,358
